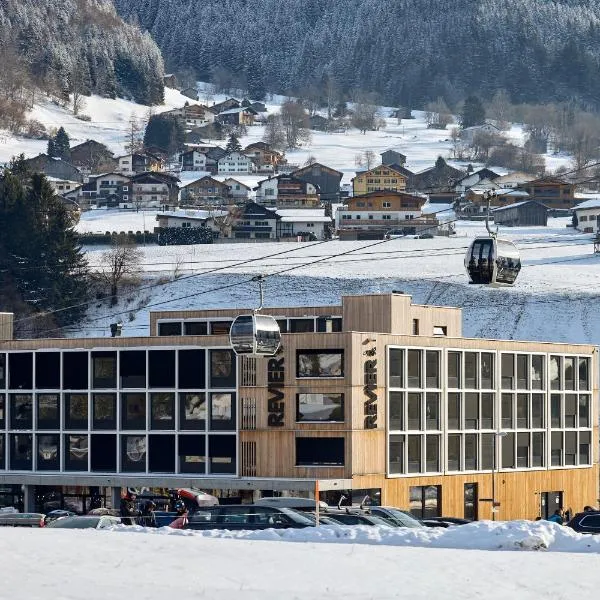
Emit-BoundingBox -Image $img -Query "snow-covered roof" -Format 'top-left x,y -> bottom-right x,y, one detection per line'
491,201 -> 546,212
274,209 -> 327,218
157,210 -> 227,221
219,107 -> 251,115
574,198 -> 600,210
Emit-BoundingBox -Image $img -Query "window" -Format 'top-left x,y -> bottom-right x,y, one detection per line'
501,354 -> 514,389
178,350 -> 206,389
63,353 -> 88,390
148,350 -> 175,388
383,202 -> 391,208
579,431 -> 591,465
148,435 -> 175,473
517,432 -> 530,468
425,435 -> 440,472
481,434 -> 494,470
295,437 -> 344,466
412,319 -> 419,335
389,392 -> 403,430
316,317 -> 342,333
64,393 -> 88,429
448,393 -> 460,429
121,393 -> 146,430
210,392 -> 235,431
389,349 -> 403,387
465,393 -> 479,429
532,394 -> 544,428
425,351 -> 439,388
184,321 -> 208,336
433,326 -> 447,336
564,357 -> 575,390
179,434 -> 206,473
516,394 -> 528,428
10,434 -> 32,470
465,353 -> 477,389
448,352 -> 460,388
481,393 -> 494,429
425,393 -> 439,430
407,435 -> 421,473
407,350 -> 421,388
148,393 -> 174,430
9,353 -> 33,390
10,394 -> 32,429
532,432 -> 544,467
550,356 -> 561,390
210,350 -> 237,388
501,394 -> 513,428
389,434 -> 404,474
448,434 -> 461,470
296,350 -> 344,378
121,435 -> 146,472
64,434 -> 88,471
464,483 -> 478,520
464,433 -> 477,470
90,434 -> 116,472
209,434 -> 237,474
37,394 -> 59,430
382,214 -> 391,220
551,431 -> 563,466
92,352 -> 117,388
579,395 -> 589,428
531,355 -> 544,390
407,393 -> 421,429
564,394 -> 577,428
35,352 -> 60,389
550,394 -> 561,428
501,432 -> 515,468
210,321 -> 232,335
37,434 -> 59,470
289,319 -> 315,333
296,393 -> 344,422
564,431 -> 577,466
0,354 -> 5,388
579,358 -> 589,390
120,351 -> 146,388
409,485 -> 441,519
516,355 -> 528,389
93,394 -> 116,430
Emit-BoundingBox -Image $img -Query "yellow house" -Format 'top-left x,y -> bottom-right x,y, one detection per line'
352,165 -> 408,196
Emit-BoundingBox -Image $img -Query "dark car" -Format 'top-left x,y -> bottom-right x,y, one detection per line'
0,512 -> 46,528
567,511 -> 600,534
183,505 -> 314,531
44,510 -> 77,525
322,509 -> 393,527
46,516 -> 121,529
422,517 -> 471,528
367,507 -> 425,528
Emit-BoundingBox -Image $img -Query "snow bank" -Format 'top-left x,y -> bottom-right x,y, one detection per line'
110,519 -> 600,554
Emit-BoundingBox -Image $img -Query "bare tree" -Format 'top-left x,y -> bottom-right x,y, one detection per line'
262,114 -> 286,150
355,149 -> 377,170
202,83 -> 216,106
424,97 -> 453,129
97,239 -> 143,305
304,155 -> 317,166
351,102 -> 378,134
487,89 -> 513,129
279,100 -> 311,148
125,113 -> 144,154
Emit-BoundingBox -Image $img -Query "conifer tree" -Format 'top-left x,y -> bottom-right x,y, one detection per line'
225,133 -> 242,154
461,96 -> 486,129
53,127 -> 71,161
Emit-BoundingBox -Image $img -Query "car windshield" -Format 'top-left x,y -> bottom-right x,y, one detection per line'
381,508 -> 423,528
278,508 -> 315,525
48,517 -> 100,529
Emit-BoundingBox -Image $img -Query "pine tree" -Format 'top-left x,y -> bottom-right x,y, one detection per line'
143,114 -> 185,155
461,96 -> 486,129
48,127 -> 71,161
225,133 -> 242,154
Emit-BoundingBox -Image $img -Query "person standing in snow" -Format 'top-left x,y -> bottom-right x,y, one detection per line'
120,492 -> 139,525
547,509 -> 563,524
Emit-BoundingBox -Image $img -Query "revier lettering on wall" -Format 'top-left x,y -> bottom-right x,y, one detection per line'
267,356 -> 285,426
364,352 -> 377,429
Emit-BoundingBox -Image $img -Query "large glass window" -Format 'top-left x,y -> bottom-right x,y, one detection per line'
531,355 -> 544,390
209,435 -> 237,474
501,393 -> 513,428
407,350 -> 421,388
516,394 -> 528,429
425,393 -> 439,430
407,435 -> 421,473
389,349 -> 403,387
579,358 -> 589,391
480,353 -> 494,389
564,394 -> 577,428
465,353 -> 477,389
448,352 -> 460,388
121,435 -> 146,472
210,350 -> 237,386
150,393 -> 175,430
120,351 -> 146,388
158,321 -> 182,336
148,350 -> 175,388
10,394 -> 32,429
296,393 -> 344,422
481,393 -> 494,429
501,432 -> 515,468
296,350 -> 343,379
184,321 -> 208,336
37,434 -> 59,470
389,435 -> 404,474
550,394 -> 561,428
465,393 -> 479,429
501,354 -> 514,389
35,352 -> 60,389
516,355 -> 528,389
551,431 -> 563,466
92,394 -> 116,430
447,434 -> 461,471
178,350 -> 206,389
579,431 -> 591,465
389,392 -> 403,430
121,393 -> 146,430
90,434 -> 116,472
0,395 -> 4,428
409,485 -> 441,519
178,434 -> 206,473
91,352 -> 116,389
295,437 -> 344,466
481,434 -> 494,470
289,319 -> 314,333
210,393 -> 235,431
8,353 -> 33,390
148,435 -> 175,473
37,394 -> 59,430
564,357 -> 575,391
564,431 -> 577,466
532,432 -> 544,467
10,433 -> 32,470
64,434 -> 88,471
517,432 -> 530,468
464,433 -> 477,470
0,354 -> 5,388
407,393 -> 421,430
63,353 -> 88,390
425,351 -> 439,388
425,435 -> 440,472
210,321 -> 232,335
579,395 -> 590,428
179,392 -> 206,431
448,393 -> 460,430
550,356 -> 561,390
64,393 -> 88,430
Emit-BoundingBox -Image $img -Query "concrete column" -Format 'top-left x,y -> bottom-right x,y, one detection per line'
23,485 -> 35,512
111,487 -> 122,510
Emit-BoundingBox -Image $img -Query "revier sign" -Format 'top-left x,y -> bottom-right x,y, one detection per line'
267,356 -> 285,426
364,349 -> 377,429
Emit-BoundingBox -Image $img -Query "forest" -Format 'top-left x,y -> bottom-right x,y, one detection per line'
114,0 -> 600,109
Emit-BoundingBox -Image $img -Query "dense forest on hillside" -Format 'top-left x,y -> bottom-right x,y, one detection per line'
0,0 -> 164,107
114,0 -> 600,109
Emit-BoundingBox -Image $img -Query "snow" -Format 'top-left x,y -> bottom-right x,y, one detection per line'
76,209 -> 159,233
574,198 -> 600,210
4,520 -> 600,599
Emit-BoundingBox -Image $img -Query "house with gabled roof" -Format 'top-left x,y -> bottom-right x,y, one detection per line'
518,176 -> 576,209
292,162 -> 343,203
352,164 -> 408,196
179,175 -> 231,206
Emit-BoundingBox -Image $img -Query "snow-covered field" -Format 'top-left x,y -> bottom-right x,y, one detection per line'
3,521 -> 600,599
72,216 -> 600,347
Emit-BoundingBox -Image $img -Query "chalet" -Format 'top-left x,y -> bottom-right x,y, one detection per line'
69,140 -> 115,175
116,153 -> 162,175
292,163 -> 343,203
428,191 -> 459,205
205,147 -> 228,174
163,74 -> 178,88
185,122 -> 224,144
309,115 -> 329,131
493,172 -> 535,189
22,154 -> 83,183
179,176 -> 231,205
217,152 -> 255,175
336,190 -> 434,239
275,208 -> 331,240
241,99 -> 267,113
243,142 -> 285,171
255,174 -> 320,208
58,196 -> 81,220
167,104 -> 216,128
180,87 -> 200,101
460,123 -> 502,144
518,177 -> 576,209
215,106 -> 257,127
80,172 -> 131,208
352,165 -> 408,196
408,159 -> 465,192
128,172 -> 179,209
460,188 -> 530,216
211,98 -> 241,114
381,149 -> 407,167
179,150 -> 207,172
454,168 -> 500,193
231,201 -> 281,240
155,209 -> 223,234
221,178 -> 251,200
491,201 -> 548,227
573,198 -> 600,233
46,177 -> 81,195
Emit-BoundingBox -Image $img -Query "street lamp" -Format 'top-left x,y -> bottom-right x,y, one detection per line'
492,432 -> 508,522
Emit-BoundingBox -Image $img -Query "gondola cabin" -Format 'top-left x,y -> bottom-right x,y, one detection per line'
229,314 -> 281,356
465,237 -> 521,286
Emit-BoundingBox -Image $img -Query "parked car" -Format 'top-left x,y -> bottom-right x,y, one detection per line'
44,510 -> 77,525
421,517 -> 471,528
0,512 -> 46,528
182,505 -> 314,531
384,230 -> 405,240
416,232 -> 434,239
46,516 -> 121,529
567,511 -> 600,534
367,507 -> 425,528
255,497 -> 330,512
322,509 -> 393,527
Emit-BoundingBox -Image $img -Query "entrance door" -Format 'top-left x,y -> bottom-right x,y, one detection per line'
540,491 -> 563,519
464,483 -> 478,521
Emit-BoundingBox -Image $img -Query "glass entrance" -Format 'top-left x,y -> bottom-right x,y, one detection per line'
540,491 -> 563,519
464,483 -> 478,520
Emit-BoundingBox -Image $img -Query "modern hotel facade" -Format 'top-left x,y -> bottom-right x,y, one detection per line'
0,294 -> 597,520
